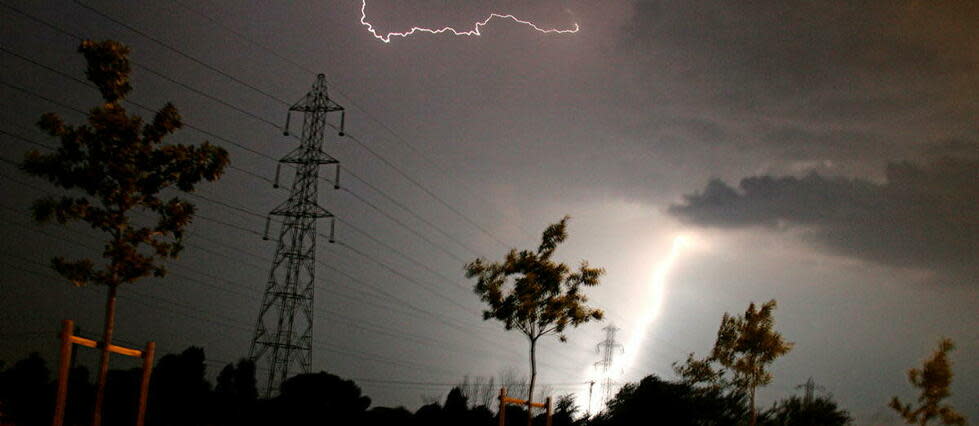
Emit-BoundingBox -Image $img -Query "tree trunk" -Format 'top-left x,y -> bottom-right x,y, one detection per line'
91,284 -> 118,426
527,337 -> 537,426
749,385 -> 756,426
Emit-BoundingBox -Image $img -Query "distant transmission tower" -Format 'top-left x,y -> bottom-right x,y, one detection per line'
249,74 -> 345,397
594,324 -> 624,404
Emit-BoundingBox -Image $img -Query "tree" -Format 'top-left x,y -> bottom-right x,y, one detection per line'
271,372 -> 371,425
589,374 -> 746,426
148,347 -> 212,426
214,359 -> 258,425
762,395 -> 852,426
550,394 -> 581,426
889,338 -> 966,425
0,353 -> 51,426
675,300 -> 793,426
466,216 -> 604,426
19,40 -> 228,426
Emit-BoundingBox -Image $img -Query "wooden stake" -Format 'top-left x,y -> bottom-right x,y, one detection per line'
135,341 -> 155,426
51,320 -> 74,426
499,387 -> 508,426
545,396 -> 553,426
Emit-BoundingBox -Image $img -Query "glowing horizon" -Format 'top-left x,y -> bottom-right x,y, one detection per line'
359,1 -> 580,43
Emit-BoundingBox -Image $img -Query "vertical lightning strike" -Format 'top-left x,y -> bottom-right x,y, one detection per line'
360,1 -> 580,43
581,235 -> 690,415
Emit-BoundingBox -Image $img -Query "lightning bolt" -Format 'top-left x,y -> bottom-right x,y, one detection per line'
580,235 -> 690,415
360,1 -> 580,43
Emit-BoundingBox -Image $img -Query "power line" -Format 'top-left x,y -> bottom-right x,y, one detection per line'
0,159 -> 581,376
0,209 -> 535,377
165,0 -> 534,243
68,0 -> 515,252
1,28 -> 485,273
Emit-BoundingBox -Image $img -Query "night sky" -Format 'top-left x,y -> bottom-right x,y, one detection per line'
1,1 -> 976,424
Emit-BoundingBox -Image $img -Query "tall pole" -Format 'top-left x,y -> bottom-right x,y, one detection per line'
249,74 -> 345,397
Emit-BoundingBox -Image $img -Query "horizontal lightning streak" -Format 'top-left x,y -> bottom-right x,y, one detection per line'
359,0 -> 579,43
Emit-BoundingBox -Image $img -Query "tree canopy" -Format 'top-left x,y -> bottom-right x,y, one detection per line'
22,40 -> 229,289
889,338 -> 966,425
675,300 -> 793,426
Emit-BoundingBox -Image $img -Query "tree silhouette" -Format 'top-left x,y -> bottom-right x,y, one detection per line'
550,394 -> 580,426
889,338 -> 966,425
762,394 -> 851,426
148,347 -> 211,426
0,353 -> 51,426
466,216 -> 604,426
675,300 -> 793,426
272,372 -> 371,425
214,359 -> 257,425
19,39 -> 228,426
590,374 -> 746,426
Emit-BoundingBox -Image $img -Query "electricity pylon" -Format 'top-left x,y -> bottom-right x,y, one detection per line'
249,74 -> 345,397
594,324 -> 623,404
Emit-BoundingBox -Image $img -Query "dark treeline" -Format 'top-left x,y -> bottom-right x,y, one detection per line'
0,347 -> 850,426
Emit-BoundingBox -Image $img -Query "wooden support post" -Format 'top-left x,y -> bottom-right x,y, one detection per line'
52,320 -> 74,426
51,320 -> 153,426
498,387 -> 507,426
135,341 -> 155,426
545,396 -> 553,426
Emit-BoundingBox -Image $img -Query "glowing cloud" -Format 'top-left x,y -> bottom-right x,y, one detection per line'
360,1 -> 580,43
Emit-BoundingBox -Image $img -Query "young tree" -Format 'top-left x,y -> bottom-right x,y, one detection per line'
889,338 -> 966,426
675,300 -> 793,426
20,40 -> 228,426
466,216 -> 604,426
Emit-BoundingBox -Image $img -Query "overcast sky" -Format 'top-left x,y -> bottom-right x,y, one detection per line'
1,1 -> 976,423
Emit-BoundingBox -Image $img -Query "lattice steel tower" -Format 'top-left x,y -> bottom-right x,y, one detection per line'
250,74 -> 345,397
595,324 -> 623,404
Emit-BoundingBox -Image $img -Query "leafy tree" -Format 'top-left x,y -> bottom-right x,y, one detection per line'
551,394 -> 581,426
589,374 -> 746,426
148,347 -> 212,426
363,406 -> 414,426
214,359 -> 258,425
0,353 -> 51,426
762,395 -> 851,426
466,216 -> 604,426
104,368 -> 142,426
889,338 -> 966,425
270,372 -> 371,425
675,300 -> 793,426
19,40 -> 228,426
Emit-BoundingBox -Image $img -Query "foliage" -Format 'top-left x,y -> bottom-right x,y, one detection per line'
0,353 -> 51,426
148,347 -> 212,426
466,216 -> 604,421
21,40 -> 229,289
589,374 -> 747,426
551,394 -> 583,426
674,300 -> 793,426
762,395 -> 851,426
20,39 -> 228,426
889,338 -> 966,425
270,371 -> 371,425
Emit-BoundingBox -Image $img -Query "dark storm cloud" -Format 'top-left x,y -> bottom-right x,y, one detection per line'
669,153 -> 979,276
617,1 -> 979,166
